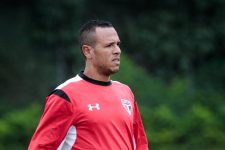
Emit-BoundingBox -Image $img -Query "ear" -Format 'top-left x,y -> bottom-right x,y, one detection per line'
82,45 -> 93,59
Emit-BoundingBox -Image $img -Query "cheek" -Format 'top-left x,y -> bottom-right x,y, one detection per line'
98,56 -> 109,66
92,54 -> 105,66
95,52 -> 111,63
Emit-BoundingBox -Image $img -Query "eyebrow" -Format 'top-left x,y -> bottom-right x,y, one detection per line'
105,41 -> 120,46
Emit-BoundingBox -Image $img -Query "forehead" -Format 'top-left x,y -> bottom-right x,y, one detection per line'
94,27 -> 120,43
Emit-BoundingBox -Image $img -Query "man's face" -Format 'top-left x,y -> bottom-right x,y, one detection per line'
91,27 -> 121,76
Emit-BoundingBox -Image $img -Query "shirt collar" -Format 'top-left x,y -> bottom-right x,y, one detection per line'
79,71 -> 112,86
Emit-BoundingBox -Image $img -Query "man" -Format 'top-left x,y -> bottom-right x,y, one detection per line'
28,20 -> 149,150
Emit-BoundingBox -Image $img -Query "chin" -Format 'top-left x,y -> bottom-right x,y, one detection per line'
99,65 -> 120,76
110,67 -> 120,74
103,67 -> 120,76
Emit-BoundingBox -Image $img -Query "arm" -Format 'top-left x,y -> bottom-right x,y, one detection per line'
28,89 -> 74,150
133,101 -> 149,150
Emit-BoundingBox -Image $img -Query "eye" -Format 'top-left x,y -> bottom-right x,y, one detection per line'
106,43 -> 113,47
106,41 -> 121,48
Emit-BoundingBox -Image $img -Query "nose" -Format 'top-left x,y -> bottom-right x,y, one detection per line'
113,45 -> 121,55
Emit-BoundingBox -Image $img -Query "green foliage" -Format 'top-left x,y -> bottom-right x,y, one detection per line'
113,55 -> 192,111
0,55 -> 224,149
0,99 -> 224,149
140,103 -> 225,150
0,104 -> 41,150
1,0 -> 225,149
114,55 -> 225,149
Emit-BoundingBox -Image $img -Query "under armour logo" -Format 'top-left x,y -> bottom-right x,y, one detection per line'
88,103 -> 100,111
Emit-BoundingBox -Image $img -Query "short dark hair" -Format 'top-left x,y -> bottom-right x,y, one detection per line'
79,20 -> 113,49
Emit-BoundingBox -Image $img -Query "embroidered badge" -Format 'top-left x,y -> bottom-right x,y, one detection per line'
121,99 -> 132,115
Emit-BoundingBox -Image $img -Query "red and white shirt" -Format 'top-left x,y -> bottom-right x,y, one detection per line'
28,72 -> 149,150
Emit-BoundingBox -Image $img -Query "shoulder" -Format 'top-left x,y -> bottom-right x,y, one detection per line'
48,75 -> 83,102
56,75 -> 83,90
112,80 -> 129,87
112,80 -> 133,93
112,80 -> 136,102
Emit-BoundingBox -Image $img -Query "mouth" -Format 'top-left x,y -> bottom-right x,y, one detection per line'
112,58 -> 120,62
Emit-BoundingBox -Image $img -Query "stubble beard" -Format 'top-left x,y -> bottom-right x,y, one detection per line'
98,65 -> 120,77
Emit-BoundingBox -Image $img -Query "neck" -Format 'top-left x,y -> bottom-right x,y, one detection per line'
83,66 -> 111,82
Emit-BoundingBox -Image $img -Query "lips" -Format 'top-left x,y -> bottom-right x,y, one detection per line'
112,58 -> 120,65
112,58 -> 120,62
112,58 -> 120,61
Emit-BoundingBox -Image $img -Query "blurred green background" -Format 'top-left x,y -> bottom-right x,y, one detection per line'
0,0 -> 225,149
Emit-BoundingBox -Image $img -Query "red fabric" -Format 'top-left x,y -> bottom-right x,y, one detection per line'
28,75 -> 149,150
133,102 -> 149,149
28,95 -> 74,149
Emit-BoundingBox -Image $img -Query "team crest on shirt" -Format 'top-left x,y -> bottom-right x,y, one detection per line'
121,99 -> 132,115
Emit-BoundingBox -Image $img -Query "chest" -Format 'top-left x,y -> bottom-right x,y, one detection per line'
71,86 -> 134,126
